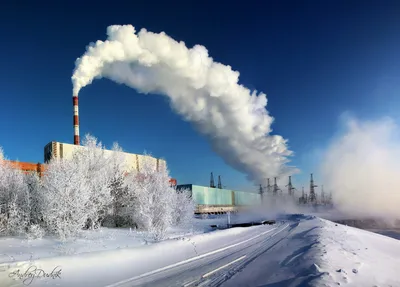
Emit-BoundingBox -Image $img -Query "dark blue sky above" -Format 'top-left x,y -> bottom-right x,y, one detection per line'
1,0 -> 399,190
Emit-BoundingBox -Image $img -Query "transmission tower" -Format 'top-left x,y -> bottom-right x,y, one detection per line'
273,177 -> 281,195
327,191 -> 333,205
309,173 -> 317,203
217,175 -> 222,189
321,185 -> 325,205
286,176 -> 296,196
210,172 -> 216,188
299,186 -> 306,204
266,178 -> 272,194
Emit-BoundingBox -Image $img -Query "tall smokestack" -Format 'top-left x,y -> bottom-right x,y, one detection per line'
73,95 -> 80,145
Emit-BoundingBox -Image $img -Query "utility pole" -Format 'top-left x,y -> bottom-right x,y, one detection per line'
217,175 -> 222,189
210,172 -> 215,188
309,173 -> 317,203
321,185 -> 325,205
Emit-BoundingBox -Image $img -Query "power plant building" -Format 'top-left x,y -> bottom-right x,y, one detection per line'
177,184 -> 261,212
44,141 -> 167,172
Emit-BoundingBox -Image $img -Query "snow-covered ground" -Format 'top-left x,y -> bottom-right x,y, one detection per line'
0,214 -> 399,287
315,219 -> 400,287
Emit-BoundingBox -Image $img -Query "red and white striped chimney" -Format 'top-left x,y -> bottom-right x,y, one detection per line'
73,95 -> 80,145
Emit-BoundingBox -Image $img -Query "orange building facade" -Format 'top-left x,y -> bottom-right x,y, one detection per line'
4,160 -> 47,177
3,160 -> 177,186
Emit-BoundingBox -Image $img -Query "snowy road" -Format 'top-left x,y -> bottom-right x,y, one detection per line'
4,215 -> 400,287
105,222 -> 293,287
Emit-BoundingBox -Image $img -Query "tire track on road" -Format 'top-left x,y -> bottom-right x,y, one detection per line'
187,223 -> 291,287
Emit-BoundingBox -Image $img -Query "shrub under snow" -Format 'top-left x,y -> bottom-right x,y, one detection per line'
27,224 -> 45,240
25,172 -> 42,225
40,156 -> 90,240
39,135 -> 128,240
173,189 -> 196,227
125,154 -> 174,240
0,149 -> 30,236
125,154 -> 195,241
73,135 -> 115,229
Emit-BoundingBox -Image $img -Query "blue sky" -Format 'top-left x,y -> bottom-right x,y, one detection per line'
1,0 -> 399,192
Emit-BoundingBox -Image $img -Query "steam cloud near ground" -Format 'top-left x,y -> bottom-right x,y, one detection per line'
71,25 -> 297,183
320,115 -> 400,220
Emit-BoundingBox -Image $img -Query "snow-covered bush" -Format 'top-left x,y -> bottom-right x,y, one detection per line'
125,154 -> 175,240
0,138 -> 195,241
27,224 -> 45,240
125,154 -> 195,240
39,135 -> 130,239
172,189 -> 195,227
107,142 -> 129,227
40,157 -> 90,240
74,135 -> 114,229
24,172 -> 42,225
0,148 -> 30,236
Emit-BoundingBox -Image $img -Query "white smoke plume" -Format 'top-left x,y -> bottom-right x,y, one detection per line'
72,25 -> 297,182
320,115 -> 400,220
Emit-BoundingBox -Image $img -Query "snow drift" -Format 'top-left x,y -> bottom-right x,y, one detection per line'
71,25 -> 296,183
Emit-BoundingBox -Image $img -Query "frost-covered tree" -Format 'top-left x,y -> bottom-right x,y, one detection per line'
106,142 -> 129,227
125,155 -> 172,240
172,189 -> 195,228
40,157 -> 90,240
24,172 -> 42,225
0,148 -> 30,236
39,134 -> 129,238
125,154 -> 194,240
73,134 -> 114,229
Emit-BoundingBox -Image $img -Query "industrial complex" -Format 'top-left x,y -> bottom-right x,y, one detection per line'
176,172 -> 332,214
4,95 -> 174,184
3,94 -> 330,214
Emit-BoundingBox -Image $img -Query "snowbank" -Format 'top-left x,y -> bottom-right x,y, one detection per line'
272,215 -> 400,286
1,214 -> 399,287
317,218 -> 400,286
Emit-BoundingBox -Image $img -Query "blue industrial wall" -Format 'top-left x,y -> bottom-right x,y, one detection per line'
176,184 -> 261,206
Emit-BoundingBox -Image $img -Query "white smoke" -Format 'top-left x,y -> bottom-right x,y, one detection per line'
320,115 -> 400,219
72,25 -> 297,182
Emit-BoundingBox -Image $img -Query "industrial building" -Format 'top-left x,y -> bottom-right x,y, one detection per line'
2,94 -> 176,185
3,160 -> 47,177
177,184 -> 261,214
44,141 -> 167,173
5,143 -> 176,186
5,142 -> 168,177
